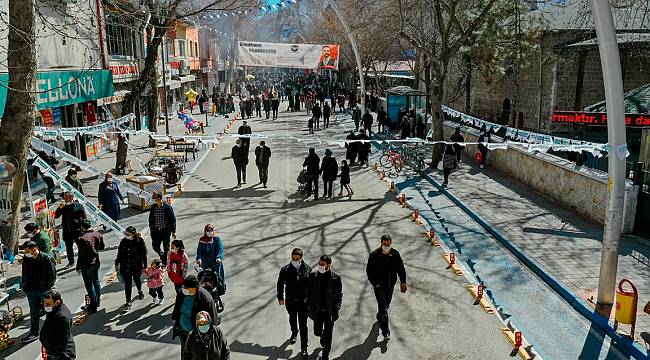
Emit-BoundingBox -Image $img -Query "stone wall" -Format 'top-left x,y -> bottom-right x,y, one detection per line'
443,122 -> 638,232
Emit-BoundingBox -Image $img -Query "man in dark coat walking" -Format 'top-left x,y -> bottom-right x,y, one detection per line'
362,109 -> 373,135
231,139 -> 249,187
277,248 -> 312,357
272,97 -> 280,119
312,101 -> 322,129
20,241 -> 57,344
263,96 -> 272,119
76,220 -> 105,313
55,192 -> 86,268
308,255 -> 342,360
366,234 -> 407,342
254,141 -> 271,188
149,192 -> 176,266
450,126 -> 465,163
345,131 -> 358,166
302,148 -> 320,200
238,120 -> 252,151
40,290 -> 76,359
323,102 -> 331,129
320,149 -> 338,199
352,106 -> 361,132
356,131 -> 371,166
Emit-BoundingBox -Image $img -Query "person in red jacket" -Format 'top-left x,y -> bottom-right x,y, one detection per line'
167,239 -> 189,293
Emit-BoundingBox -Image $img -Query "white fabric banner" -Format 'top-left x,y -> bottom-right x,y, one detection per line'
238,41 -> 340,70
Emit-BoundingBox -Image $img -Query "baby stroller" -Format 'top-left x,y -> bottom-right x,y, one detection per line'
197,263 -> 225,313
297,169 -> 309,194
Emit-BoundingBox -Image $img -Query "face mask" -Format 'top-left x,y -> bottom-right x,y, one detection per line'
237,144 -> 242,147
318,265 -> 326,274
182,288 -> 192,296
24,253 -> 33,258
198,324 -> 211,334
382,246 -> 391,252
44,306 -> 54,313
70,175 -> 77,180
205,231 -> 214,237
106,178 -> 113,183
291,261 -> 301,268
125,235 -> 133,240
64,200 -> 73,206
171,248 -> 178,253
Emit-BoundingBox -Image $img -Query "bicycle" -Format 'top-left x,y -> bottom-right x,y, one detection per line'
379,149 -> 403,173
402,144 -> 426,172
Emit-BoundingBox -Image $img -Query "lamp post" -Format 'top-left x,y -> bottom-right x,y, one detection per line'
161,35 -> 170,136
590,0 -> 627,305
324,0 -> 365,109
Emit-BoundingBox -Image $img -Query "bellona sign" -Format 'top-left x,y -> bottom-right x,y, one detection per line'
552,111 -> 650,127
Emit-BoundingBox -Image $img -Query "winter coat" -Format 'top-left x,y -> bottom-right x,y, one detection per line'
64,175 -> 84,195
196,236 -> 224,271
339,164 -> 350,185
145,266 -> 164,289
30,231 -> 52,255
320,156 -> 338,182
356,133 -> 371,156
115,236 -> 147,274
362,112 -> 374,127
254,146 -> 271,167
307,270 -> 343,322
231,145 -> 249,167
272,99 -> 280,110
345,134 -> 358,160
182,326 -> 230,360
442,154 -> 457,170
148,202 -> 176,233
366,248 -> 407,289
167,250 -> 189,285
22,252 -> 56,292
75,230 -> 105,271
303,153 -> 320,176
312,105 -> 321,119
237,125 -> 252,136
263,99 -> 271,111
323,104 -> 331,117
55,202 -> 86,236
352,108 -> 361,122
40,303 -> 76,359
98,181 -> 123,221
478,132 -> 491,151
172,287 -> 219,334
276,262 -> 312,304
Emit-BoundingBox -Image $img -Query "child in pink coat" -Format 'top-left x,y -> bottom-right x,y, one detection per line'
145,259 -> 165,305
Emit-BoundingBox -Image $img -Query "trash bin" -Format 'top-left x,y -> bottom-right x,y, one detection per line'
126,175 -> 164,211
614,278 -> 638,338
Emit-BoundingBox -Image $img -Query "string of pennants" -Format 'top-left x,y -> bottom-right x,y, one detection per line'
28,149 -> 125,237
33,114 -> 135,141
190,0 -> 301,24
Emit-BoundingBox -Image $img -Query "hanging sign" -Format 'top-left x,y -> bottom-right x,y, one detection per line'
238,41 -> 340,70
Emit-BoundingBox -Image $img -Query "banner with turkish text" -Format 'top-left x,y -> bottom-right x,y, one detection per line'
238,41 -> 339,70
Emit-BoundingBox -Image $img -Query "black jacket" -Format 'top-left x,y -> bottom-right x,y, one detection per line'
55,202 -> 86,235
238,125 -> 252,136
22,252 -> 56,292
115,236 -> 147,274
277,262 -> 312,304
320,156 -> 338,181
366,248 -> 407,289
323,104 -> 331,117
148,202 -> 177,233
362,112 -> 374,126
308,270 -> 343,322
172,287 -> 219,335
312,105 -> 322,118
303,153 -> 320,175
182,326 -> 230,360
76,230 -> 105,271
271,99 -> 280,110
254,146 -> 271,167
231,145 -> 249,167
40,303 -> 76,359
450,132 -> 465,146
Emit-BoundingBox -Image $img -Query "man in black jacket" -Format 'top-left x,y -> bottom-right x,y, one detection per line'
366,234 -> 407,342
362,109 -> 374,135
172,275 -> 219,359
254,141 -> 272,188
302,148 -> 320,200
308,255 -> 342,360
149,192 -> 177,266
322,102 -> 331,129
312,102 -> 322,129
20,241 -> 57,343
238,120 -> 252,151
55,192 -> 86,268
272,96 -> 280,119
40,289 -> 76,359
76,220 -> 105,313
277,248 -> 312,357
450,126 -> 465,163
320,149 -> 338,199
231,139 -> 249,187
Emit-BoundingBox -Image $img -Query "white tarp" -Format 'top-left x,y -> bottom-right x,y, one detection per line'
238,41 -> 340,70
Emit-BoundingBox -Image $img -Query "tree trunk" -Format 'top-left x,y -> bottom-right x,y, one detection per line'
115,23 -> 165,171
0,0 -> 37,249
429,61 -> 447,167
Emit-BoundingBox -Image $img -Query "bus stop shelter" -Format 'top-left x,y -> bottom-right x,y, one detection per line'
385,86 -> 429,126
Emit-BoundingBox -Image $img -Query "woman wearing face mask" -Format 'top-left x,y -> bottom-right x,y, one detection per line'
98,172 -> 124,221
167,240 -> 189,293
64,168 -> 84,195
182,311 -> 230,360
115,226 -> 147,311
196,224 -> 224,271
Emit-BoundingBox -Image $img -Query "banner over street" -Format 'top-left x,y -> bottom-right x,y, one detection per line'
238,41 -> 339,70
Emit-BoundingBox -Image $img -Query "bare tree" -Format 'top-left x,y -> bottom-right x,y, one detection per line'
0,0 -> 37,249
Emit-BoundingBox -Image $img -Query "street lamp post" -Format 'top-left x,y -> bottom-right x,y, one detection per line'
590,0 -> 627,305
324,0 -> 365,109
161,36 -> 170,136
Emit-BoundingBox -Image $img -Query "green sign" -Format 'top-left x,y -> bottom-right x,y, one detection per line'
0,69 -> 114,118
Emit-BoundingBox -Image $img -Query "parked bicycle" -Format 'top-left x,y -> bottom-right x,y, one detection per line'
379,148 -> 403,173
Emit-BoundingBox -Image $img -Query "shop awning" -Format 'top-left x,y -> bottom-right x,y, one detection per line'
97,90 -> 130,106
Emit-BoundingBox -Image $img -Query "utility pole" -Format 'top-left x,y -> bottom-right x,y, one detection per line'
162,35 -> 170,136
324,0 -> 365,110
591,0 -> 627,305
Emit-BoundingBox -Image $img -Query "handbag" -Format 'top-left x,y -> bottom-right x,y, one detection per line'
474,151 -> 483,164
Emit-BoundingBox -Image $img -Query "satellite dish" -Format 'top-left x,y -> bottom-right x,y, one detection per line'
0,156 -> 18,181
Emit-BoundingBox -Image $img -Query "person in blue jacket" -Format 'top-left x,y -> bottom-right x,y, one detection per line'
98,173 -> 123,221
196,224 -> 225,284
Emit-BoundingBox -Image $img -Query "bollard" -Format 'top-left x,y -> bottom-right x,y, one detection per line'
400,193 -> 406,204
381,170 -> 386,179
177,183 -> 183,192
373,162 -> 378,171
449,252 -> 455,265
41,346 -> 48,360
477,284 -> 485,300
514,331 -> 522,348
412,209 -> 419,220
390,181 -> 396,192
428,228 -> 435,239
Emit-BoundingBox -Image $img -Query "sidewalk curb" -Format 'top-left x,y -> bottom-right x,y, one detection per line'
418,170 -> 648,359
